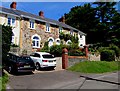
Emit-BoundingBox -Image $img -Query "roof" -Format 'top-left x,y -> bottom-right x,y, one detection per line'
0,6 -> 86,35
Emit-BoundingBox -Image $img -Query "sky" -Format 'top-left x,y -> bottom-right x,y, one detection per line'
1,1 -> 120,20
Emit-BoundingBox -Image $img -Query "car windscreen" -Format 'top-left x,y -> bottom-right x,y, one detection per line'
17,57 -> 33,62
42,54 -> 54,58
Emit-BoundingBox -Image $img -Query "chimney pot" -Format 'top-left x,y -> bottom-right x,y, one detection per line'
39,11 -> 44,18
59,16 -> 65,23
10,2 -> 17,9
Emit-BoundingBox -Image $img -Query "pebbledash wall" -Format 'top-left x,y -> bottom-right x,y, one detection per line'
0,2 -> 86,54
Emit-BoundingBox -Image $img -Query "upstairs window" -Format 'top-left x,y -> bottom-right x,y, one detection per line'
70,30 -> 73,35
7,17 -> 16,26
59,27 -> 63,33
30,20 -> 35,29
80,35 -> 82,38
46,23 -> 50,32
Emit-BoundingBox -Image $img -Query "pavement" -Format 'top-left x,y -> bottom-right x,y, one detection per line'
5,70 -> 120,90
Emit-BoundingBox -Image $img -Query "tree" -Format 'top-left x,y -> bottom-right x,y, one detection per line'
64,2 -> 119,47
108,12 -> 120,47
2,24 -> 12,64
64,3 -> 99,44
93,2 -> 117,46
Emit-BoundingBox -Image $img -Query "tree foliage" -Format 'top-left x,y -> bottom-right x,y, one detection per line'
64,2 -> 120,47
2,24 -> 12,63
65,3 -> 99,44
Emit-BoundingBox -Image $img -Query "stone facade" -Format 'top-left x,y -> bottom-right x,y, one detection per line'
20,18 -> 60,54
0,3 -> 86,55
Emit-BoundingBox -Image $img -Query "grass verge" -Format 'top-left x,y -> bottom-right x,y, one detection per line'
0,73 -> 9,91
68,61 -> 120,73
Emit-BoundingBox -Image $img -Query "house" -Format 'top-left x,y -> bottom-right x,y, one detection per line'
0,2 -> 86,54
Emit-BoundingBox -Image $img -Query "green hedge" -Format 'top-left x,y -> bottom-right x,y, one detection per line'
68,49 -> 85,56
50,45 -> 63,57
100,49 -> 115,61
40,42 -> 85,57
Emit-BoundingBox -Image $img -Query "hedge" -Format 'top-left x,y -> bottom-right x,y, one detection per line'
100,49 -> 115,61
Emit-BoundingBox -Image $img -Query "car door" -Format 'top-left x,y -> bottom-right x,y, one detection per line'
34,53 -> 42,64
30,53 -> 41,65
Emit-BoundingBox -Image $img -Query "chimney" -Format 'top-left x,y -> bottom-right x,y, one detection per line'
10,2 -> 17,9
39,11 -> 44,18
59,16 -> 65,23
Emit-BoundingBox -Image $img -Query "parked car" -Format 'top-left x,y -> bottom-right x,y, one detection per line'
30,52 -> 56,70
5,53 -> 35,74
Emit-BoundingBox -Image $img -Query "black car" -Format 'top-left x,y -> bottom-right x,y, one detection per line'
5,53 -> 35,74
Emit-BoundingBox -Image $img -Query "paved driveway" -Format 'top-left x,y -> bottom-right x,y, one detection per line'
7,70 -> 84,89
7,70 -> 119,90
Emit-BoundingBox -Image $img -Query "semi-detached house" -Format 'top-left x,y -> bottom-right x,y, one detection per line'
0,2 -> 86,54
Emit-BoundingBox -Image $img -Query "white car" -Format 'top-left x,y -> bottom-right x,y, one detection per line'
30,52 -> 56,70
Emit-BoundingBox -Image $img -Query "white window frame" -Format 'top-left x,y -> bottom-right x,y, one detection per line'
66,40 -> 72,45
70,30 -> 73,35
80,35 -> 83,38
32,34 -> 41,48
7,16 -> 16,27
48,37 -> 54,47
55,38 -> 60,45
30,20 -> 35,29
46,23 -> 50,32
59,27 -> 63,33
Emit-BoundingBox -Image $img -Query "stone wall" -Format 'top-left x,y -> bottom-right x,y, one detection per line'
68,56 -> 87,67
20,19 -> 60,54
88,53 -> 100,61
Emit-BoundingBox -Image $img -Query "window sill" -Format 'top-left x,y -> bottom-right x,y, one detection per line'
32,46 -> 40,48
45,31 -> 51,33
30,28 -> 35,30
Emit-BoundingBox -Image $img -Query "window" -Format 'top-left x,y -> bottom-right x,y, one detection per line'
42,54 -> 54,58
46,23 -> 50,32
32,35 -> 40,48
70,30 -> 73,35
7,17 -> 16,26
30,20 -> 35,29
55,38 -> 60,45
59,27 -> 62,33
11,36 -> 14,44
66,40 -> 72,45
34,53 -> 40,58
48,37 -> 54,47
80,35 -> 82,38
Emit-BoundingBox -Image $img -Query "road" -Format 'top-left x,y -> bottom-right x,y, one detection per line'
6,70 -> 119,90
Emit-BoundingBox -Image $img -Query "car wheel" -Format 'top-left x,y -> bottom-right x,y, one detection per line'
8,65 -> 12,73
36,63 -> 40,70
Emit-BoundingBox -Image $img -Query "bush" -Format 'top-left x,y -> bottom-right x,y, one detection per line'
100,49 -> 115,61
68,49 -> 85,56
40,42 -> 50,52
109,44 -> 120,57
50,45 -> 63,57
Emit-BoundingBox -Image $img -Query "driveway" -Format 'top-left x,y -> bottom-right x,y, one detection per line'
6,70 -> 119,90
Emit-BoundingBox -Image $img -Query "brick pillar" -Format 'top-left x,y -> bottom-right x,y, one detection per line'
84,45 -> 89,58
62,48 -> 68,69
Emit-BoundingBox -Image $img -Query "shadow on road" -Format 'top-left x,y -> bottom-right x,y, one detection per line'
37,67 -> 55,71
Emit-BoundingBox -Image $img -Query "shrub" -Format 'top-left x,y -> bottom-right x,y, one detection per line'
50,45 -> 63,57
68,43 -> 79,51
100,49 -> 115,61
40,42 -> 50,52
109,44 -> 120,57
68,49 -> 85,56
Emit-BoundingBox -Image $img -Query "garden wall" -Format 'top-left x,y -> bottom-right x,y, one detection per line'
68,56 -> 87,67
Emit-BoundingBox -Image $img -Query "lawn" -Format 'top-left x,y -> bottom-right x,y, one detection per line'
68,61 -> 120,73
